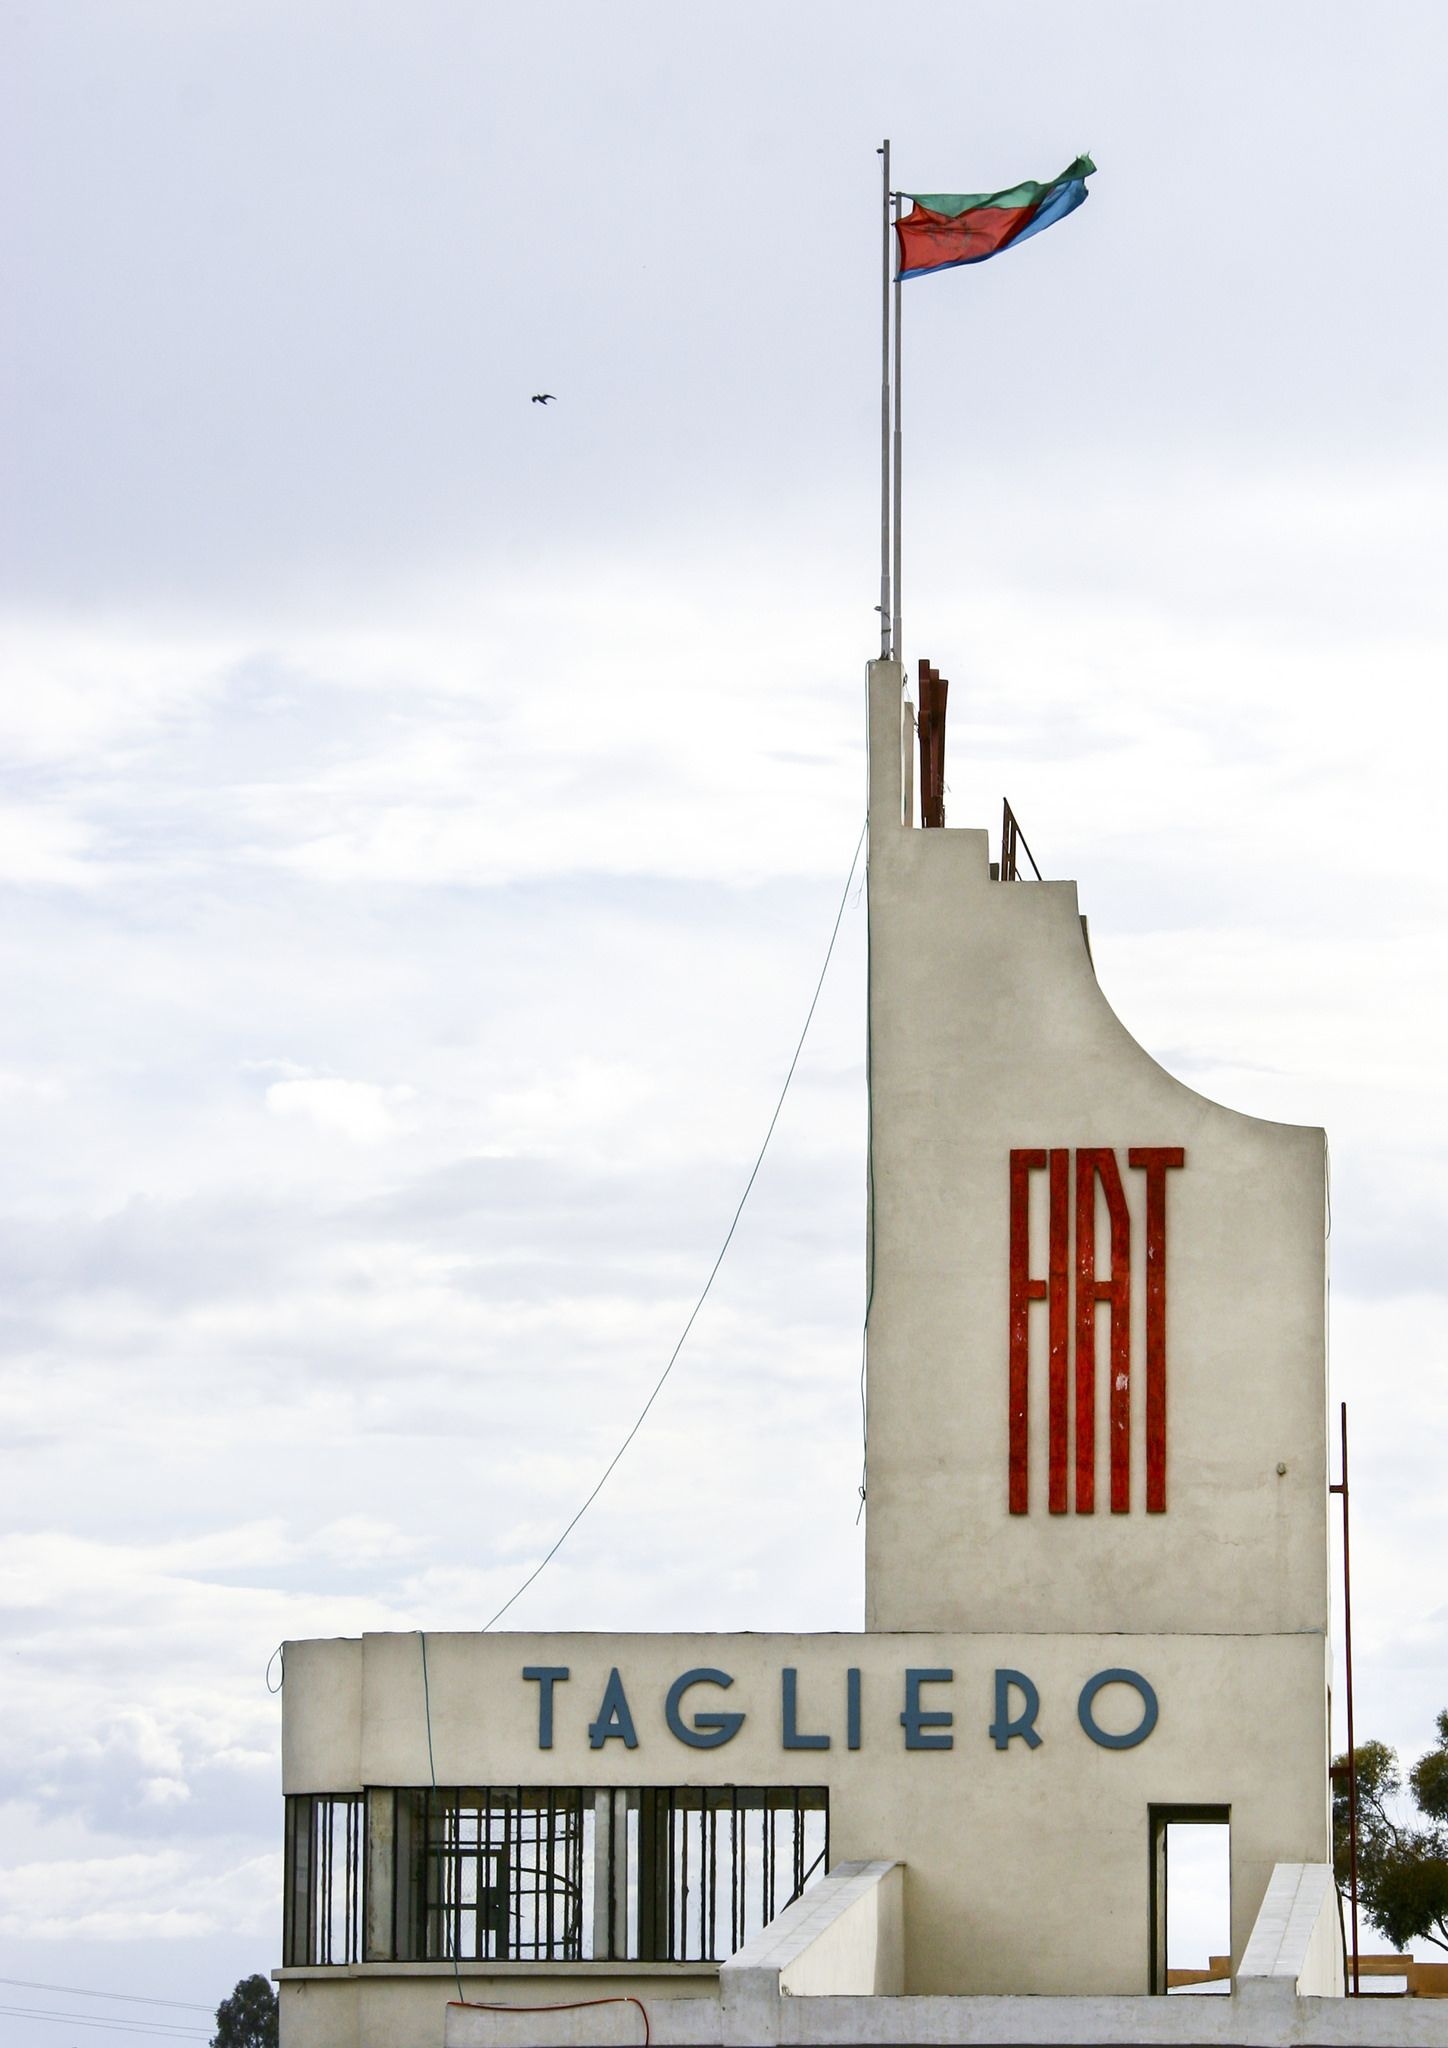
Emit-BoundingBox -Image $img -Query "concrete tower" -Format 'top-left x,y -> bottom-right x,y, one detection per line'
859,656 -> 1331,1987
277,660 -> 1371,2046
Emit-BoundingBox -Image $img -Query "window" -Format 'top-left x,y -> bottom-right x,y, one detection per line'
406,1788 -> 587,1963
284,1785 -> 829,1968
284,1795 -> 363,1967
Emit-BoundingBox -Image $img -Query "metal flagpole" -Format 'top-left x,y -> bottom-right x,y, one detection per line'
891,190 -> 903,669
878,142 -> 892,657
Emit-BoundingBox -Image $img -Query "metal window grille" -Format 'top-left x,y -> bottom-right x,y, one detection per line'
607,1785 -> 829,1964
284,1795 -> 363,1966
414,1788 -> 587,1963
287,1786 -> 828,1968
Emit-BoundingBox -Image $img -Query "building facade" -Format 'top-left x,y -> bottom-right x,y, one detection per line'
276,660 -> 1403,2045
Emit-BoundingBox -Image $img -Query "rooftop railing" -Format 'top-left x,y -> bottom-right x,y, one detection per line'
998,798 -> 1042,881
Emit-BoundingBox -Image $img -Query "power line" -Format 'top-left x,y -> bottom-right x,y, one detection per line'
0,2005 -> 209,2040
480,818 -> 868,1631
0,1983 -> 212,2014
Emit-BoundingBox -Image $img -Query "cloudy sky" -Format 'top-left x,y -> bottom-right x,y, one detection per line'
3,0 -> 1447,2035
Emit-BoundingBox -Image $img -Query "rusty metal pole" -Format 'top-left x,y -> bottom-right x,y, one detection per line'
1330,1401 -> 1360,1994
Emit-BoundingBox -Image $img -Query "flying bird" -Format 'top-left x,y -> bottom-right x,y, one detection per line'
531,393 -> 556,405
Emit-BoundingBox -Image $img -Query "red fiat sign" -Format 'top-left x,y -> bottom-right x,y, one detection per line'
1008,1148 -> 1184,1515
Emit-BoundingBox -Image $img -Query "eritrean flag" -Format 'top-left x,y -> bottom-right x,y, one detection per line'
895,155 -> 1096,280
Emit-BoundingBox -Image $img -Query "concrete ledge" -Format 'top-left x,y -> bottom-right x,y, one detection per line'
1238,1861 -> 1345,1999
282,1961 -> 719,1981
766,1994 -> 1448,2044
441,1983 -> 1446,2048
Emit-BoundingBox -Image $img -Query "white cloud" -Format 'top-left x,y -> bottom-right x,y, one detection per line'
0,620 -> 233,767
0,1846 -> 278,1943
264,1075 -> 416,1143
0,805 -> 101,887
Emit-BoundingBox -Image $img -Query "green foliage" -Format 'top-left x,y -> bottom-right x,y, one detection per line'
1409,1712 -> 1448,1822
211,1975 -> 278,2048
1333,1715 -> 1448,1955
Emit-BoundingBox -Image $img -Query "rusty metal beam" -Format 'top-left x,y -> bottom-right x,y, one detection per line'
917,660 -> 948,828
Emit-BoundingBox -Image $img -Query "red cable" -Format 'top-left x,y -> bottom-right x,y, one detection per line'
447,1995 -> 649,2045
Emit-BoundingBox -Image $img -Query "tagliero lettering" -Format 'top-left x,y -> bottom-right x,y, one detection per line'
521,1666 -> 1158,1754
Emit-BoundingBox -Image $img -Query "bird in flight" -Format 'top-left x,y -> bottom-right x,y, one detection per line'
531,393 -> 556,405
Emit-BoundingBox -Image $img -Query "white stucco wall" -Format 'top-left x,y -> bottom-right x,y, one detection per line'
863,659 -> 1329,1641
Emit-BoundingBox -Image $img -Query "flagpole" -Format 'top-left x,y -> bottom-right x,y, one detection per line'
891,189 -> 903,670
878,141 -> 892,658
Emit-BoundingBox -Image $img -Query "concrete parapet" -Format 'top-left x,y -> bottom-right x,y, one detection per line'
767,1994 -> 1448,2044
446,1984 -> 1448,2046
719,1861 -> 903,2037
725,1861 -> 904,2000
1238,1861 -> 1346,2000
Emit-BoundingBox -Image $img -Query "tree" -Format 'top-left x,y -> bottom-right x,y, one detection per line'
1333,1711 -> 1448,1954
211,1975 -> 278,2048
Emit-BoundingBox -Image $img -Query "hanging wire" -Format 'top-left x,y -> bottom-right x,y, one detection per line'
481,818 -> 868,1632
0,1981 -> 213,2015
0,2007 -> 209,2040
448,1995 -> 649,2043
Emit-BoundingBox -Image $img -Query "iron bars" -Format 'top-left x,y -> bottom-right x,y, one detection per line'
284,1795 -> 363,1968
284,1785 -> 828,1969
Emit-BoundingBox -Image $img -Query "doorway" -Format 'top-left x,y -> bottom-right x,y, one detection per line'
1149,1805 -> 1231,1994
